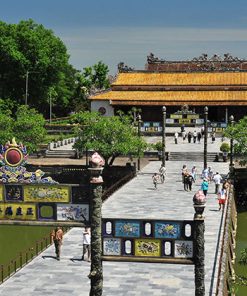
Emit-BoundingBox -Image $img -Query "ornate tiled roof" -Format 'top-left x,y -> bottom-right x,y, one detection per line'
112,72 -> 247,86
92,90 -> 247,105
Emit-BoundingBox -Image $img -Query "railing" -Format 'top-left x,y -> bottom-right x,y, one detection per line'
0,227 -> 70,284
216,184 -> 237,295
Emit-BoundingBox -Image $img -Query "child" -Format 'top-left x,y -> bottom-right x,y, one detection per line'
218,188 -> 226,211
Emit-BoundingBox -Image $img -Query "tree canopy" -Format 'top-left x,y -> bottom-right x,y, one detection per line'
224,116 -> 247,166
0,19 -> 76,115
72,111 -> 147,166
0,104 -> 46,153
0,19 -> 111,118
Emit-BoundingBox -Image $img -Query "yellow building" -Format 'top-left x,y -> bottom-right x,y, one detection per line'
91,54 -> 247,123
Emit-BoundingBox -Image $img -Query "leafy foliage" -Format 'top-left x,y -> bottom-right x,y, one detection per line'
72,111 -> 147,165
0,105 -> 46,152
0,19 -> 76,117
224,116 -> 247,165
220,142 -> 230,153
71,61 -> 110,113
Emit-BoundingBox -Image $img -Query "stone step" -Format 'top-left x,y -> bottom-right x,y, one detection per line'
45,150 -> 76,158
169,152 -> 218,162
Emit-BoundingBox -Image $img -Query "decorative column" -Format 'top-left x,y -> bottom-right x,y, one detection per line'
193,190 -> 206,296
203,106 -> 208,170
162,106 -> 166,167
137,114 -> 142,171
229,115 -> 234,168
88,152 -> 104,296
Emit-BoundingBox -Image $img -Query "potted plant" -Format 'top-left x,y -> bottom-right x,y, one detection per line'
220,142 -> 230,162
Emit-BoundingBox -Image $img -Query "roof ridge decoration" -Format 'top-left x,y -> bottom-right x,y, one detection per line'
118,62 -> 135,73
0,139 -> 58,184
147,52 -> 245,72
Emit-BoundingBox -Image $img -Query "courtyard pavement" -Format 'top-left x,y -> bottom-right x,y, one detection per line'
0,137 -> 230,296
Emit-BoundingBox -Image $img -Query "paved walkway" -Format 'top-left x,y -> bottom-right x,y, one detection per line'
0,156 -> 229,295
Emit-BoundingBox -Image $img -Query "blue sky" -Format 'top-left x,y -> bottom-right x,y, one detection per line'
1,0 -> 247,74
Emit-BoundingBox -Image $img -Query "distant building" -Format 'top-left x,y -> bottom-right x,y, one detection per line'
90,53 -> 247,124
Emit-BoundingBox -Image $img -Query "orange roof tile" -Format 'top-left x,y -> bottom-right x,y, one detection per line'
112,72 -> 247,86
92,90 -> 247,105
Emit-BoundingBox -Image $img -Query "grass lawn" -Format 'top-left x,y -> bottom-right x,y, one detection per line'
0,225 -> 53,266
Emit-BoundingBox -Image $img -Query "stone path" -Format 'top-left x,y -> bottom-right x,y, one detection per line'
0,157 -> 229,296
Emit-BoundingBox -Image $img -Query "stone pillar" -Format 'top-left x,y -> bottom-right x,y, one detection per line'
137,115 -> 142,171
194,204 -> 205,296
88,153 -> 104,296
225,107 -> 228,124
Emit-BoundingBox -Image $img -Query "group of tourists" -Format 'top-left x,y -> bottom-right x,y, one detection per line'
181,164 -> 230,211
174,127 -> 216,144
51,226 -> 91,261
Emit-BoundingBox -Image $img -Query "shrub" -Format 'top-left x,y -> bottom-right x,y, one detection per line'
220,142 -> 230,153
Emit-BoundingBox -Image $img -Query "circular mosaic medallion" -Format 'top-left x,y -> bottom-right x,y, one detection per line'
4,148 -> 23,167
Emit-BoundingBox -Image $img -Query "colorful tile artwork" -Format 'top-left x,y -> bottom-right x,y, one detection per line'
0,203 -> 36,220
115,220 -> 140,238
56,204 -> 89,222
24,185 -> 70,203
38,203 -> 56,220
103,238 -> 121,256
174,240 -> 193,258
5,185 -> 24,201
135,239 -> 161,257
155,222 -> 180,239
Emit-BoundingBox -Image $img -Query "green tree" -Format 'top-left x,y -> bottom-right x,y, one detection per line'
0,106 -> 14,145
224,116 -> 247,165
72,111 -> 147,166
71,62 -> 110,112
0,19 -> 76,116
13,105 -> 47,152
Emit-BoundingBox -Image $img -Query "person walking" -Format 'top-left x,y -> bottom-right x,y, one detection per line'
82,227 -> 91,262
201,178 -> 209,197
159,164 -> 166,183
152,173 -> 159,189
51,227 -> 64,260
174,132 -> 179,144
182,130 -> 186,142
181,164 -> 188,184
193,130 -> 197,143
197,131 -> 202,143
185,173 -> 193,191
191,165 -> 197,182
187,131 -> 192,143
211,132 -> 216,144
213,172 -> 223,194
218,188 -> 226,211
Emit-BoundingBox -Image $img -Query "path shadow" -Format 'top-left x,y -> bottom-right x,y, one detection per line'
147,187 -> 157,190
42,255 -> 57,260
209,209 -> 220,212
70,258 -> 83,262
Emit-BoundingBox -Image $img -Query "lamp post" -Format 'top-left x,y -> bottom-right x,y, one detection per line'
49,92 -> 52,123
203,107 -> 208,170
25,70 -> 39,105
137,114 -> 142,171
25,71 -> 29,105
229,115 -> 234,167
162,106 -> 166,167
